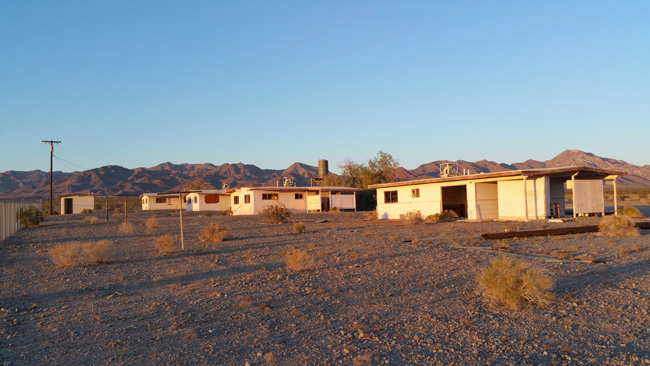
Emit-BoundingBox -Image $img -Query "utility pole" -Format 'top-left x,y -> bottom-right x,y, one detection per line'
42,140 -> 61,215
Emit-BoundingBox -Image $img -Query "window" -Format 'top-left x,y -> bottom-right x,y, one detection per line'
205,195 -> 219,204
244,194 -> 250,204
384,190 -> 398,203
156,197 -> 167,204
233,196 -> 239,205
194,197 -> 198,203
187,198 -> 191,204
295,193 -> 303,200
262,193 -> 278,200
411,188 -> 420,198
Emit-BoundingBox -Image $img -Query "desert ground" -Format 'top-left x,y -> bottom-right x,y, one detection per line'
1,208 -> 649,366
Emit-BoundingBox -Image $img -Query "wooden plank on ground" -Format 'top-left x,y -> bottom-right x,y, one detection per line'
481,225 -> 599,240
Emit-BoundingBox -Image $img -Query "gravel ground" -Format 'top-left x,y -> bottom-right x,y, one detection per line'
1,209 -> 649,366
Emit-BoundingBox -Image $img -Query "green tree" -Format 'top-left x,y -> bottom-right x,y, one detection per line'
338,151 -> 400,189
320,173 -> 347,187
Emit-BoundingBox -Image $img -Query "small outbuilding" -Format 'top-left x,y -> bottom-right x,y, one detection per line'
140,192 -> 187,210
56,193 -> 98,215
185,190 -> 230,212
369,166 -> 623,221
226,186 -> 363,215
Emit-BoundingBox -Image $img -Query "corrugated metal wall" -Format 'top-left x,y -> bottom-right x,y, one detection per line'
1,202 -> 40,241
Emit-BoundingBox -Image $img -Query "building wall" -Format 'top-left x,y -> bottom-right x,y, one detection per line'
231,189 -> 255,215
331,192 -> 356,211
141,196 -> 185,210
376,183 -> 444,220
186,193 -> 230,212
574,179 -> 604,215
60,196 -> 95,215
307,192 -> 321,211
474,182 -> 498,220
232,189 -> 309,215
497,177 -> 548,219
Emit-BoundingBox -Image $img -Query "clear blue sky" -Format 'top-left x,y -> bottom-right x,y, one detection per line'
1,0 -> 648,174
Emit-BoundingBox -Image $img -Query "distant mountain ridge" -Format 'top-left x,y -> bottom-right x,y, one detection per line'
1,150 -> 648,200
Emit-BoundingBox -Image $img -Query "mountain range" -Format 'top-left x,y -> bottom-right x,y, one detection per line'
1,150 -> 648,200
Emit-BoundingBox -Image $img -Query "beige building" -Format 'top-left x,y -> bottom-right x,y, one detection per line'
57,193 -> 98,215
185,190 -> 230,212
369,166 -> 623,221
226,186 -> 363,216
140,192 -> 187,210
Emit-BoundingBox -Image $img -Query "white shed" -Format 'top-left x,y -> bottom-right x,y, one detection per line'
56,193 -> 98,215
369,166 -> 623,221
140,192 -> 187,210
185,190 -> 230,212
226,186 -> 363,216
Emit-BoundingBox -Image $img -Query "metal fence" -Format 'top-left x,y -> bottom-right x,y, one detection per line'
1,202 -> 40,241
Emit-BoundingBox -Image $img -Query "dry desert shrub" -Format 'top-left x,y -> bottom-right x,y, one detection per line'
155,234 -> 177,255
83,216 -> 99,225
49,243 -> 82,267
145,216 -> 159,229
20,207 -> 43,228
365,210 -> 378,220
199,223 -> 232,243
599,215 -> 640,237
404,210 -> 425,225
619,206 -> 643,218
118,221 -> 136,234
477,256 -> 553,310
426,210 -> 458,223
293,222 -> 306,233
82,240 -> 116,264
49,240 -> 116,267
353,354 -> 373,366
259,203 -> 291,224
111,208 -> 122,220
285,247 -> 315,273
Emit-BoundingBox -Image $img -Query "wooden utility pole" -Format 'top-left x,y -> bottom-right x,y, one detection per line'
42,140 -> 61,215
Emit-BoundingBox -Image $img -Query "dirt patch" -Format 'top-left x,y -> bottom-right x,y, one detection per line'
1,210 -> 649,365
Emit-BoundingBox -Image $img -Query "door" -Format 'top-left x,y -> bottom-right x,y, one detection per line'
64,198 -> 73,215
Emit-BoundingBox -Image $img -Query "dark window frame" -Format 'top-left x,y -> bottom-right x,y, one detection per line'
384,190 -> 398,203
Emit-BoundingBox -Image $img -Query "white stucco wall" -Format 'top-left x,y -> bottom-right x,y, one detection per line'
61,195 -> 95,215
186,193 -> 230,212
573,179 -> 604,215
331,193 -> 356,211
497,177 -> 548,219
474,182 -> 498,220
141,196 -> 185,210
376,184 -> 443,220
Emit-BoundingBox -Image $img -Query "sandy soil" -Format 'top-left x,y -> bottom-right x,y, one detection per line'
1,209 -> 649,366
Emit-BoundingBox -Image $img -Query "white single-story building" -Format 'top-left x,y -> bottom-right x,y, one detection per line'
56,193 -> 98,215
140,192 -> 187,210
369,166 -> 623,221
185,190 -> 230,212
226,186 -> 363,216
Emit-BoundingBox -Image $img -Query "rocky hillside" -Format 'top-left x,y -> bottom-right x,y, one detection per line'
1,150 -> 648,200
399,150 -> 650,188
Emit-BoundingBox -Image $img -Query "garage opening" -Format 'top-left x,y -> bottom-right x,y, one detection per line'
441,185 -> 467,218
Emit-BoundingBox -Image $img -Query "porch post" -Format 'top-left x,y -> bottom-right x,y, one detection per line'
523,177 -> 529,220
571,173 -> 579,218
613,177 -> 618,216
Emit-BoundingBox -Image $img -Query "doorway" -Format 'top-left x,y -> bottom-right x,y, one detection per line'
64,198 -> 73,215
441,185 -> 467,218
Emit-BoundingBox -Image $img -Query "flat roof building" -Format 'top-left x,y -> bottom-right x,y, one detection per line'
369,166 -> 623,221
